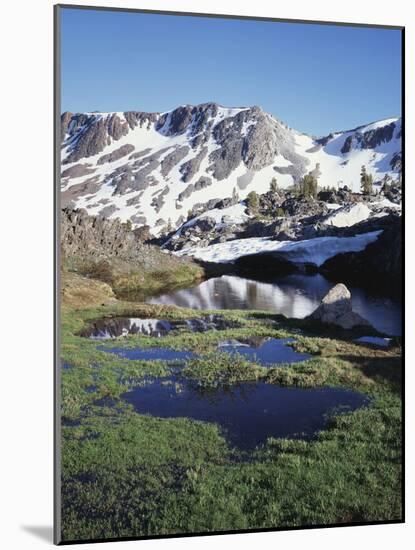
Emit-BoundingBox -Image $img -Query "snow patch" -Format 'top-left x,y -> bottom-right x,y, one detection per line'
323,203 -> 372,228
177,231 -> 383,266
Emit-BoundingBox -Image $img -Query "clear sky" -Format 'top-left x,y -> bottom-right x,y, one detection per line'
60,7 -> 402,136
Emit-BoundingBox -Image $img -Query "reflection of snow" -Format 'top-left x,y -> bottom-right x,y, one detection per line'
177,231 -> 382,265
149,274 -> 321,318
148,274 -> 401,336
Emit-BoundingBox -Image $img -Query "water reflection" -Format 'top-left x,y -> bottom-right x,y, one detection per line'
218,337 -> 311,366
148,274 -> 401,335
122,377 -> 369,450
80,314 -> 240,339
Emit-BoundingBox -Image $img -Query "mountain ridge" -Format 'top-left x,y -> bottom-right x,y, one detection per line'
60,102 -> 401,235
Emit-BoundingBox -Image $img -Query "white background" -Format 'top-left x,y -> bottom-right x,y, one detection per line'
0,0 -> 413,548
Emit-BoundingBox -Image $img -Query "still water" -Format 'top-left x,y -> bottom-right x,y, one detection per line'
122,377 -> 369,450
148,274 -> 401,335
99,338 -> 310,367
217,337 -> 311,366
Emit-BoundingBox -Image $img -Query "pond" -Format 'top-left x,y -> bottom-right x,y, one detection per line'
217,337 -> 311,366
148,273 -> 402,336
99,337 -> 310,366
80,314 -> 240,339
122,377 -> 369,450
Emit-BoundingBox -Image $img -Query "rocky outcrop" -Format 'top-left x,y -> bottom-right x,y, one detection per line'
308,283 -> 371,329
62,111 -> 158,165
61,177 -> 101,208
61,163 -> 96,179
61,208 -> 204,294
61,207 -> 143,259
160,146 -> 190,177
321,215 -> 402,297
97,144 -> 135,165
180,147 -> 208,182
341,121 -> 396,154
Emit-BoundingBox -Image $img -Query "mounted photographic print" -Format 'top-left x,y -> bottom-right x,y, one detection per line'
54,4 -> 404,545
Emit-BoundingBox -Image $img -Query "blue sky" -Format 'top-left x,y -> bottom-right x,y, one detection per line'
60,7 -> 402,136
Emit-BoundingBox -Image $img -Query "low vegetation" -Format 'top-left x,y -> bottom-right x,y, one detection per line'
59,282 -> 402,542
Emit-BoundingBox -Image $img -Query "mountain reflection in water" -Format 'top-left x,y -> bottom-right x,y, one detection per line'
148,274 -> 401,336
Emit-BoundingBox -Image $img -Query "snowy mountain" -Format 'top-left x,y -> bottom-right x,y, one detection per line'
60,103 -> 401,235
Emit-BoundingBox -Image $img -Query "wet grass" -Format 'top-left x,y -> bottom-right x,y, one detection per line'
59,298 -> 402,542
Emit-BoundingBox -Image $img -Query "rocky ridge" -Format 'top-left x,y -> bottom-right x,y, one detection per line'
61,103 -> 402,235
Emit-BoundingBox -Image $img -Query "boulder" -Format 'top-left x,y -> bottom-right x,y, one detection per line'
308,283 -> 371,329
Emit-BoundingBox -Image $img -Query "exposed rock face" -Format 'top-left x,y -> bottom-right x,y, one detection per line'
180,147 -> 208,182
61,111 -> 73,141
281,197 -> 328,218
340,121 -> 396,154
61,111 -> 158,165
61,208 -> 202,276
321,215 -> 402,297
160,146 -> 190,177
97,144 -> 135,165
308,283 -> 371,329
60,208 -> 203,296
61,177 -> 101,208
61,163 -> 96,179
61,207 -> 143,259
61,104 -> 401,235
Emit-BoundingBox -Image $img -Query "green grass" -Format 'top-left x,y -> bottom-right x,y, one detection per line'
59,298 -> 402,542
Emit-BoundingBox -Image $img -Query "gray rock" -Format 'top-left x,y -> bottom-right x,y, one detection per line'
126,193 -> 144,206
61,176 -> 101,208
63,113 -> 130,163
178,184 -> 195,202
97,144 -> 135,165
194,176 -> 212,191
340,121 -> 396,154
191,217 -> 217,232
99,204 -> 119,218
180,147 -> 208,182
160,146 -> 190,177
61,163 -> 96,179
151,186 -> 169,213
308,283 -> 371,329
123,111 -> 158,130
61,111 -> 73,141
129,148 -> 152,160
130,215 -> 147,225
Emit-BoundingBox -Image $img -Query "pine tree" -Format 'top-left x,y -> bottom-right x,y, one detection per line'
125,219 -> 133,231
299,174 -> 318,198
270,177 -> 278,194
246,190 -> 259,213
360,165 -> 373,195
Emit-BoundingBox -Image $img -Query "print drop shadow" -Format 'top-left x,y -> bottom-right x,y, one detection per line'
21,525 -> 53,543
